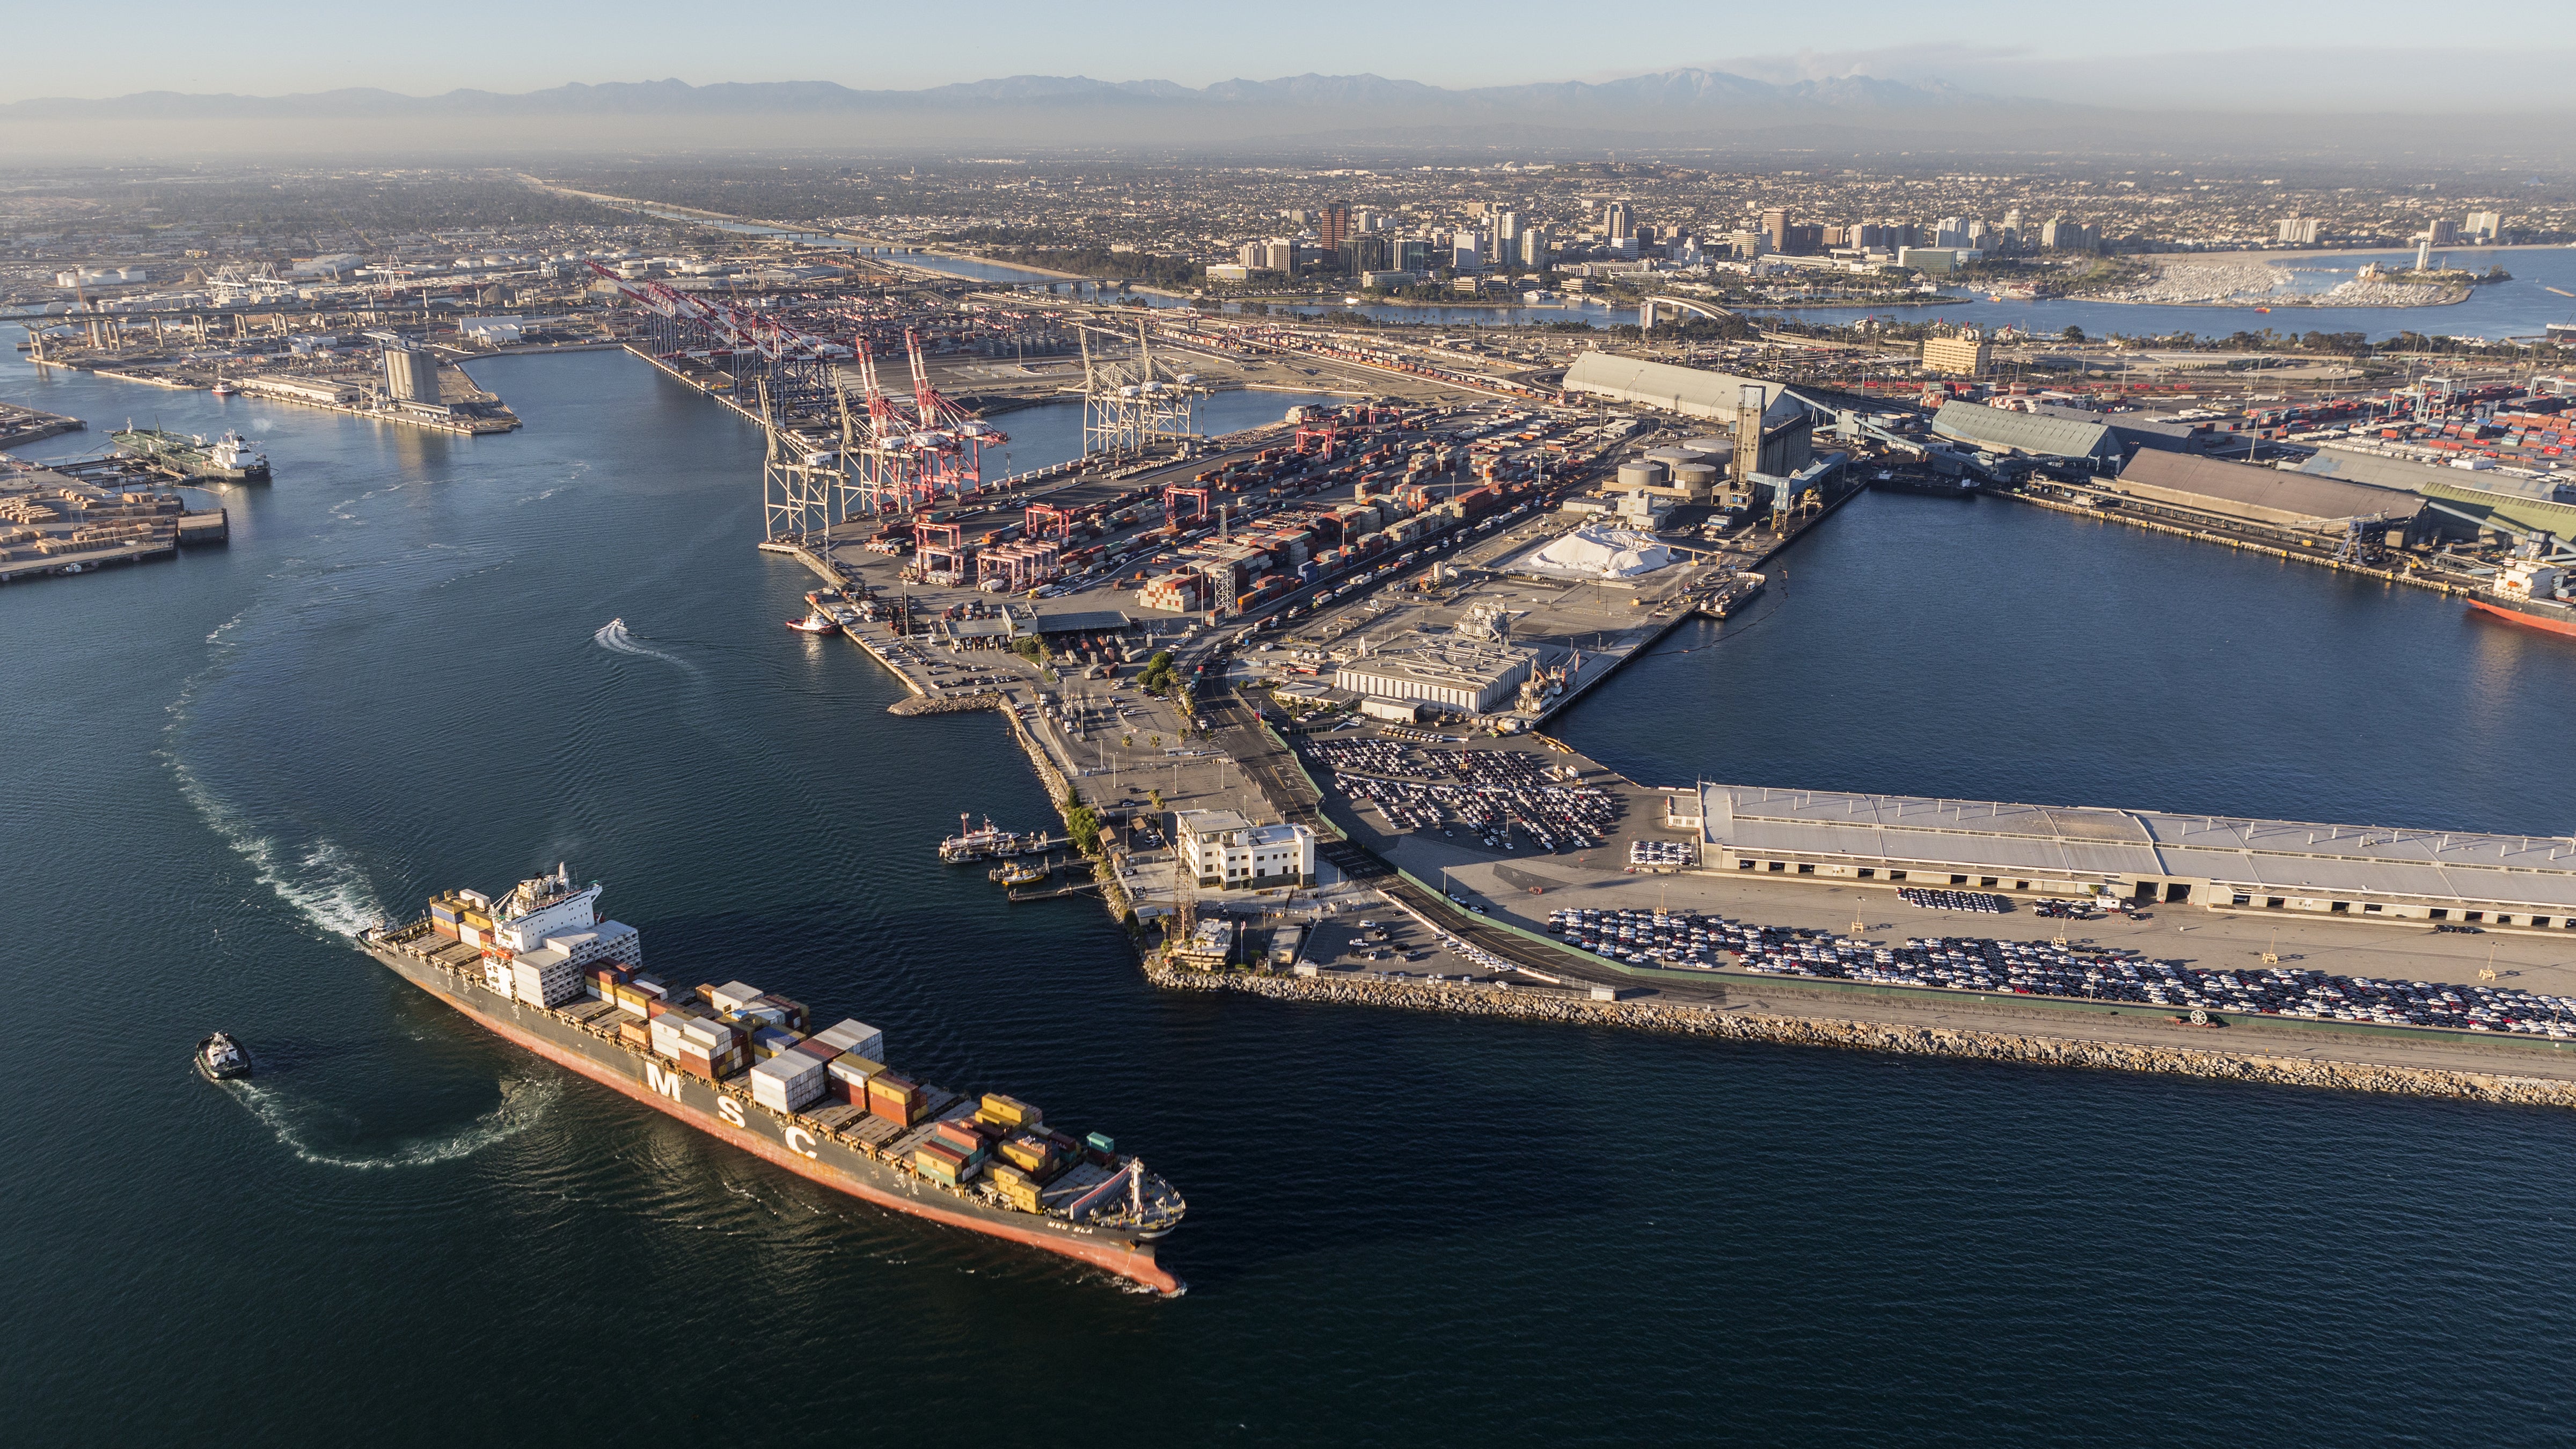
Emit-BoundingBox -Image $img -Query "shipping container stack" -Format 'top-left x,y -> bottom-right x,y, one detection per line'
650,1012 -> 747,1080
508,945 -> 584,1008
749,1051 -> 826,1114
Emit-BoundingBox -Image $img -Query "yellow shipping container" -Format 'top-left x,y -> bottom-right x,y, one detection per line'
999,1136 -> 1052,1174
979,1093 -> 1042,1128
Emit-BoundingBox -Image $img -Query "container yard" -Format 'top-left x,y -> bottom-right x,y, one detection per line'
365,864 -> 1188,1292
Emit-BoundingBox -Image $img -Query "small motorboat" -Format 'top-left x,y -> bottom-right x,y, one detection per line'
785,612 -> 838,634
196,1032 -> 252,1082
209,380 -> 238,397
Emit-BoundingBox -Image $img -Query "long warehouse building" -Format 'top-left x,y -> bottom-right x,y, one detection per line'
2102,450 -> 2427,534
1685,783 -> 2576,931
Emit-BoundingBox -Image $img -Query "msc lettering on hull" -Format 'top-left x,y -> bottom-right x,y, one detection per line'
639,1061 -> 813,1157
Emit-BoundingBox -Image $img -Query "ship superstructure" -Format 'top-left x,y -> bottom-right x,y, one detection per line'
2468,558 -> 2576,638
361,867 -> 1185,1292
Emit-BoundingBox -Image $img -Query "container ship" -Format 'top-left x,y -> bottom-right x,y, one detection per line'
359,864 -> 1186,1293
2466,559 -> 2576,638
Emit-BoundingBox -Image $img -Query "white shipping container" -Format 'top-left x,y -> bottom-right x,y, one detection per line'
750,1055 -> 825,1112
708,980 -> 765,1015
545,919 -> 642,971
810,1019 -> 884,1062
511,960 -> 580,1008
675,1016 -> 733,1052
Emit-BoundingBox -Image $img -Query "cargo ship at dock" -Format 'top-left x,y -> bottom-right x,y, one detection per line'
2465,559 -> 2576,638
108,426 -> 268,482
358,865 -> 1186,1293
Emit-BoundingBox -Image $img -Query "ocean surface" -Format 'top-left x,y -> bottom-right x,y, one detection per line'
6,346 -> 2576,1445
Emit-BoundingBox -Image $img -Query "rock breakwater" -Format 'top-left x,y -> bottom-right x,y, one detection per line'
1147,965 -> 2576,1109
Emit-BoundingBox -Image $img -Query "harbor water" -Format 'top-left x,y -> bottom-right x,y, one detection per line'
5,346 -> 2576,1443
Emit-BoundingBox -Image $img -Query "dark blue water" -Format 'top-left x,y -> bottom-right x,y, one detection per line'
6,348 -> 2576,1445
1557,491 -> 2576,839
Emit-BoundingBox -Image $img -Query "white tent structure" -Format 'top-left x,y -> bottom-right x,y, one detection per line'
1523,524 -> 1673,580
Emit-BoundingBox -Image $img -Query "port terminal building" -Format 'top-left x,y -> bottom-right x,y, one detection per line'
1335,633 -> 1536,715
1680,784 -> 2576,931
1929,400 -> 2124,471
1176,810 -> 1316,890
1558,354 -> 1816,477
2094,450 -> 2427,537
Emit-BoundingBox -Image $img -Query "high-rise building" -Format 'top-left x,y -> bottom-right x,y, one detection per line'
1452,231 -> 1483,271
2040,217 -> 2097,252
2276,217 -> 2323,244
1518,228 -> 1549,267
1318,205 -> 1351,253
1761,208 -> 1789,253
2425,218 -> 2459,246
384,347 -> 441,403
2002,208 -> 2024,241
2465,210 -> 2504,241
1605,202 -> 1634,241
1392,238 -> 1430,272
1497,212 -> 1520,246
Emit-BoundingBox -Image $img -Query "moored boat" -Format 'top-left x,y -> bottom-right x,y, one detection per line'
2466,560 -> 2576,638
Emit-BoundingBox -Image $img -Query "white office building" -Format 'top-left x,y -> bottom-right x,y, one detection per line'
1175,810 -> 1315,890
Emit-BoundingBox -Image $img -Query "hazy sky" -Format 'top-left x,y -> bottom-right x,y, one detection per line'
9,0 -> 2571,109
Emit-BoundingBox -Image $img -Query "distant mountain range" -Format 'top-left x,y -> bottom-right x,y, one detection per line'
0,68 -> 2011,123
1,69 -> 2551,163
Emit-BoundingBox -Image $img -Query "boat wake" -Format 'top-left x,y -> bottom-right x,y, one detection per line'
165,626 -> 387,938
593,617 -> 696,673
224,1073 -> 561,1170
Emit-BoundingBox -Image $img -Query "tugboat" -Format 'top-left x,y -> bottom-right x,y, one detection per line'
785,611 -> 838,634
195,1032 -> 252,1082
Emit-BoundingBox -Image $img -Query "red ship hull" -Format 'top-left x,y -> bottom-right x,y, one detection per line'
2469,598 -> 2576,638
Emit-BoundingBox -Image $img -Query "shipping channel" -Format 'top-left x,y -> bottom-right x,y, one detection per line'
5,341 -> 2576,1444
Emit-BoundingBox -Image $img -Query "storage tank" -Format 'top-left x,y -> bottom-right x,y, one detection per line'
1616,460 -> 1666,491
1670,462 -> 1719,500
1645,447 -> 1711,467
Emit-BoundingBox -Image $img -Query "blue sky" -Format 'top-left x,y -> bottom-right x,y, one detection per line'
10,0 -> 2570,108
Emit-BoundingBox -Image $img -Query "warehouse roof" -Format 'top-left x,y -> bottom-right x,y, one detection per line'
2112,450 -> 2418,525
1930,400 -> 2120,462
2296,448 -> 2576,533
1029,609 -> 1132,634
2031,402 -> 2208,454
1697,784 -> 2576,911
1561,353 -> 1810,427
